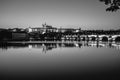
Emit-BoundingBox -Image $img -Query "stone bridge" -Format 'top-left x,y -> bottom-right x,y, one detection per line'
62,34 -> 120,41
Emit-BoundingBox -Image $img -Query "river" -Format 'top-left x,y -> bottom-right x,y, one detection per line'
0,41 -> 120,80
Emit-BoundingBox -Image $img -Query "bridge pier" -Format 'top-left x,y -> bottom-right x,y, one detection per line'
60,34 -> 120,42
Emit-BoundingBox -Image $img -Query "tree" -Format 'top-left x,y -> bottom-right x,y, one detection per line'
99,0 -> 120,12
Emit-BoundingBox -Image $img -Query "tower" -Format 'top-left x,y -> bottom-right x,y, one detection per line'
42,22 -> 47,28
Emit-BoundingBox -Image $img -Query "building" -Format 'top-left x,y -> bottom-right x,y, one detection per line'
27,23 -> 57,34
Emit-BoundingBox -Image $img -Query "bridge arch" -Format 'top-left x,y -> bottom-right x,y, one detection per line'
102,36 -> 108,41
112,35 -> 120,41
88,35 -> 97,41
99,35 -> 109,41
115,36 -> 120,41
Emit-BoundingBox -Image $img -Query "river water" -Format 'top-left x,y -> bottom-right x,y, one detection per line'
0,41 -> 120,80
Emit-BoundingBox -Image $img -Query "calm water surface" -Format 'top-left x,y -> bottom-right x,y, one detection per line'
0,41 -> 120,80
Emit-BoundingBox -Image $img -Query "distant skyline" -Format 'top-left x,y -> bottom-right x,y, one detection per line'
0,0 -> 120,30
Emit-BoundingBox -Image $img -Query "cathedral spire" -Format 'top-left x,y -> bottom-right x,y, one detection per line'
42,22 -> 47,28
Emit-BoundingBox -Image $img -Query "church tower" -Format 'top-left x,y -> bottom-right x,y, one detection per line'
42,22 -> 47,28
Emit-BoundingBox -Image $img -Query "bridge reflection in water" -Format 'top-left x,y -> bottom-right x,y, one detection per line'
0,41 -> 120,52
0,41 -> 120,80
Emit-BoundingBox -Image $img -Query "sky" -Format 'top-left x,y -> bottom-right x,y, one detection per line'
0,0 -> 120,30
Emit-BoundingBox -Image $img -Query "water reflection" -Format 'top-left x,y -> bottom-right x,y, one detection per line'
0,41 -> 120,80
0,41 -> 120,52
